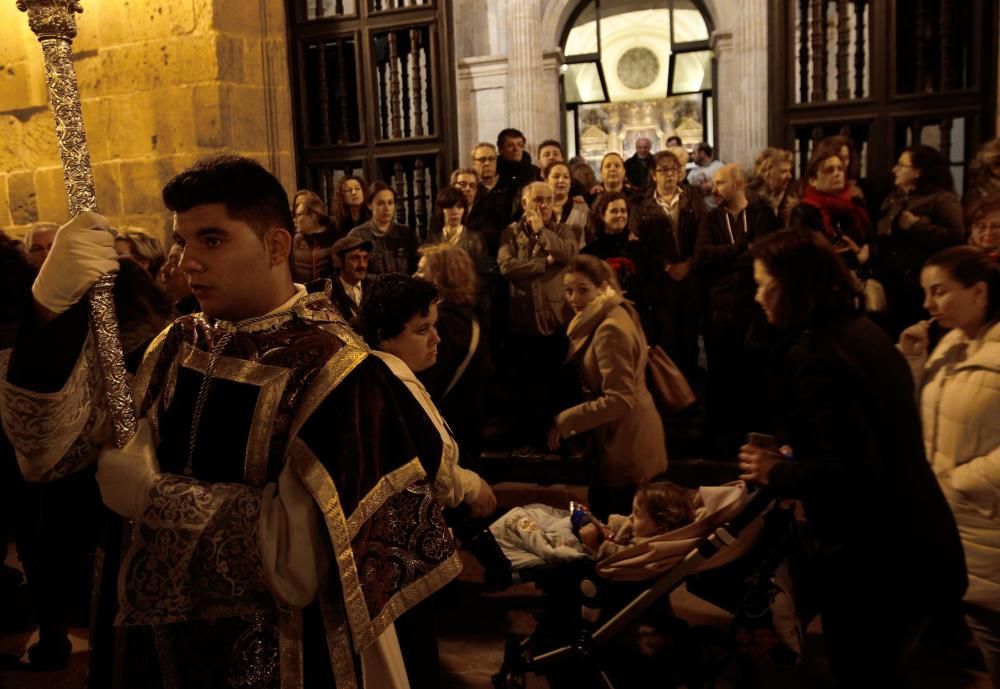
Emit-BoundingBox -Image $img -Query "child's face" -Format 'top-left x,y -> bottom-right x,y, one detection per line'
630,496 -> 660,538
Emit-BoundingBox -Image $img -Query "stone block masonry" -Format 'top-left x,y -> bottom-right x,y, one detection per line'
0,0 -> 295,242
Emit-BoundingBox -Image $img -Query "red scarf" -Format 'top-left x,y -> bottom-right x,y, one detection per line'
801,185 -> 870,243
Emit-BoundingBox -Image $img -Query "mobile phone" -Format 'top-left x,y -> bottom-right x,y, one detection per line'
747,432 -> 780,450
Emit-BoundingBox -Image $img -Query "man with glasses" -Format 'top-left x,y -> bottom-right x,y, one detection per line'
629,150 -> 707,378
967,192 -> 1000,260
454,167 -> 503,254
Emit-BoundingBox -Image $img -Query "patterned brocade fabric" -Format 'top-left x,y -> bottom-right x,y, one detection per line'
0,336 -> 110,482
355,482 -> 458,628
117,475 -> 270,626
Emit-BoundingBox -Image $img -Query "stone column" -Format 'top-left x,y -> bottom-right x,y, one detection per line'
507,0 -> 544,148
713,0 -> 770,169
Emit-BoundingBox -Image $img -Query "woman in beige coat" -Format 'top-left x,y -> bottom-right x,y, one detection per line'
899,245 -> 1000,686
547,254 -> 668,518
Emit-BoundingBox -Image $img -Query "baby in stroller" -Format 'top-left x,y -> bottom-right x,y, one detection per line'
489,481 -> 696,569
479,481 -> 803,689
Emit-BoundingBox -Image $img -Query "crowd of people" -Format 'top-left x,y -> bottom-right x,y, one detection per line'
0,125 -> 998,689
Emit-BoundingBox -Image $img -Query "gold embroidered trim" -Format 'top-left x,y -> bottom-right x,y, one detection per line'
180,343 -> 291,488
289,439 -> 369,643
278,610 -> 304,689
131,322 -> 173,414
286,345 -> 368,445
346,459 -> 426,541
319,587 -> 359,689
291,439 -> 459,652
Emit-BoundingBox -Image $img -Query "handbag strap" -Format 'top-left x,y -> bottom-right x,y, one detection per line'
441,317 -> 480,400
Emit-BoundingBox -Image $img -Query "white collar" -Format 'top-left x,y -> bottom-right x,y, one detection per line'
264,283 -> 307,316
372,350 -> 420,385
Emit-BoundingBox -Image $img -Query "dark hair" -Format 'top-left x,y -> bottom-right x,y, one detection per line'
538,139 -> 564,156
924,245 -> 1000,324
695,142 -> 713,157
368,180 -> 396,204
113,258 -> 174,356
805,142 -> 844,182
590,191 -> 629,237
359,274 -> 439,347
904,144 -> 955,195
820,134 -> 860,180
635,480 -> 695,532
666,135 -> 682,147
543,160 -> 571,181
434,186 -> 468,226
653,150 -> 682,169
751,229 -> 862,328
162,155 -> 294,241
0,230 -> 35,325
497,128 -> 526,148
565,254 -> 621,292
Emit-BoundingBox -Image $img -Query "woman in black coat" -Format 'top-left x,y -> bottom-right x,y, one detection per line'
739,229 -> 967,689
415,243 -> 487,466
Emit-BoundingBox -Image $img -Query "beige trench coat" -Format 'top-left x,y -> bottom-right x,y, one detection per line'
556,293 -> 668,485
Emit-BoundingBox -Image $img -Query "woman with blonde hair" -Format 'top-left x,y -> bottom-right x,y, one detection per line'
114,226 -> 165,278
747,147 -> 796,224
545,161 -> 590,249
965,138 -> 1000,205
416,243 -> 487,466
547,254 -> 667,519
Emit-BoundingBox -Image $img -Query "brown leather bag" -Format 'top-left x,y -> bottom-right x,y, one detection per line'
646,345 -> 695,413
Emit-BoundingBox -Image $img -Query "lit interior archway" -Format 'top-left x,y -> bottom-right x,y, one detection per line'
560,0 -> 715,171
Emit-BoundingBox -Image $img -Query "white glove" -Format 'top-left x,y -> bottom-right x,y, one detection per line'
96,419 -> 161,520
32,211 -> 119,316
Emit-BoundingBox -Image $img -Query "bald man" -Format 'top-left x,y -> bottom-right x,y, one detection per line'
695,163 -> 780,454
625,137 -> 655,190
498,181 -> 578,446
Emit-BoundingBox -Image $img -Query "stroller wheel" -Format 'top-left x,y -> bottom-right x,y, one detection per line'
491,671 -> 525,689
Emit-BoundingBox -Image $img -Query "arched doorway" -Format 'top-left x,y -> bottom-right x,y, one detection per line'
559,0 -> 716,172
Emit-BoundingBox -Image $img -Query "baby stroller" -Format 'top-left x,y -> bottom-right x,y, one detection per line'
468,482 -> 802,689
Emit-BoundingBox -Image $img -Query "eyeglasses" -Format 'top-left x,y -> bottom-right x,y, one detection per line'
454,181 -> 477,189
473,156 -> 497,163
972,222 -> 1000,232
656,167 -> 681,175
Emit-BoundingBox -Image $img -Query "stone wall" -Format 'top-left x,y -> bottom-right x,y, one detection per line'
0,0 -> 295,241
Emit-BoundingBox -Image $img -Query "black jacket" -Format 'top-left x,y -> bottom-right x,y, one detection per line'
695,202 -> 780,313
765,315 -> 967,606
417,302 -> 486,465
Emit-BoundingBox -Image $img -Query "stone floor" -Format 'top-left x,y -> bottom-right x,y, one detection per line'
0,477 -> 992,689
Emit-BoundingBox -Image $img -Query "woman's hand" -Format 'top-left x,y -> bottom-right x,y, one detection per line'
898,210 -> 920,229
838,235 -> 861,253
547,424 -> 562,451
738,444 -> 784,485
899,319 -> 932,357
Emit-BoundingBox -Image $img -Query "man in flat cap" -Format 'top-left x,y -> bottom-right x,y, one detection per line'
330,234 -> 373,328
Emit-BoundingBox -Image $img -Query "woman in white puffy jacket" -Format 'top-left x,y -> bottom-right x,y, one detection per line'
899,245 -> 1000,686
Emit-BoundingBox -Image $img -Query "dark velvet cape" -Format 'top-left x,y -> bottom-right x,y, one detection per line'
4,282 -> 460,689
